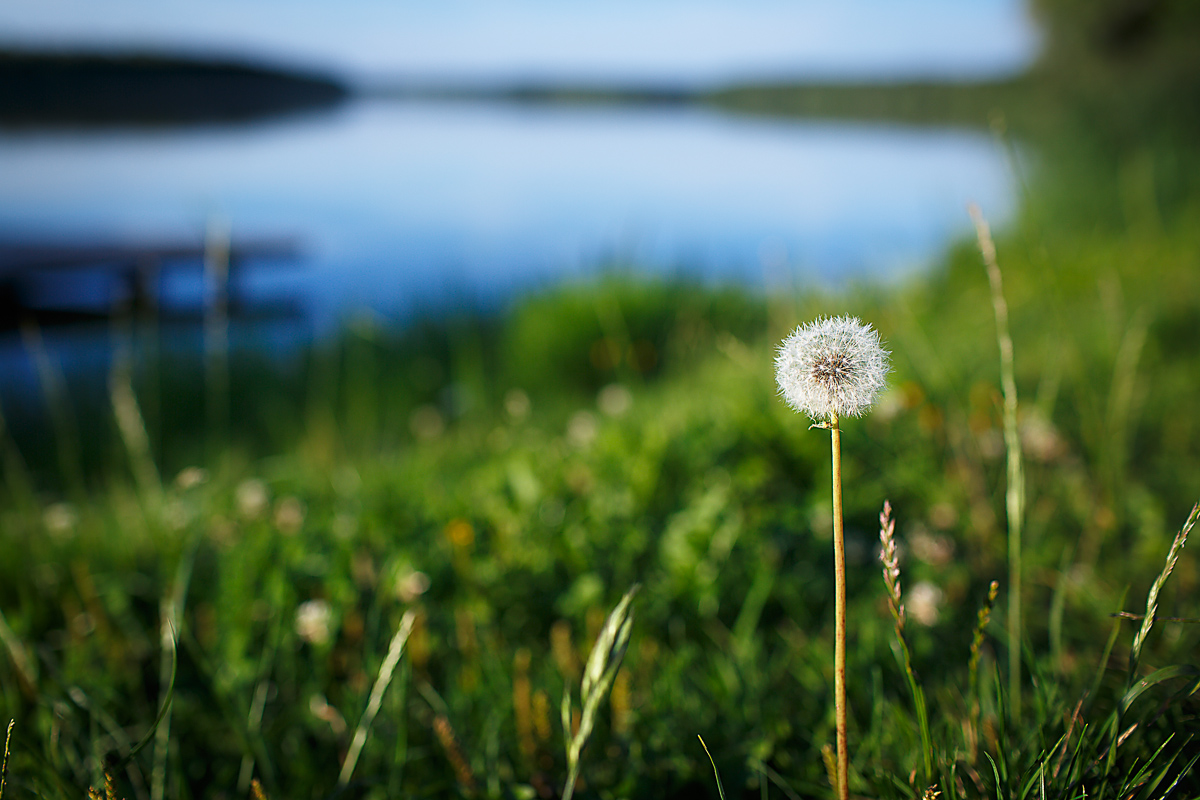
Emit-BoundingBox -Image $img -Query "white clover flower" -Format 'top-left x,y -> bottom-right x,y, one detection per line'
295,599 -> 333,646
775,316 -> 890,421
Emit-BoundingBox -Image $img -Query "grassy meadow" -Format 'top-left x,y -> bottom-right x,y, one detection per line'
3,12 -> 1200,799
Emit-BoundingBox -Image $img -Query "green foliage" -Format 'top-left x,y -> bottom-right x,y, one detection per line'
1,234 -> 1198,796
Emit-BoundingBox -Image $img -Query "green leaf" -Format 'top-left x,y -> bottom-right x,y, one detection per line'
1121,665 -> 1200,712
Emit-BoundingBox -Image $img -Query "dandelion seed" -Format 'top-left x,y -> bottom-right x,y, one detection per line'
775,316 -> 890,421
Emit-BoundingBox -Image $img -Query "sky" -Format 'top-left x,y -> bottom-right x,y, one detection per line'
0,0 -> 1041,87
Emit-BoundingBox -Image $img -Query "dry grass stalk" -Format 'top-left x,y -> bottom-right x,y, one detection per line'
968,580 -> 1001,687
1,720 -> 13,800
513,648 -> 536,761
878,501 -> 933,781
433,715 -> 477,795
967,580 -> 1000,764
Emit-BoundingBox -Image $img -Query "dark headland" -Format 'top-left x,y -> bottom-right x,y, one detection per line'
0,50 -> 348,126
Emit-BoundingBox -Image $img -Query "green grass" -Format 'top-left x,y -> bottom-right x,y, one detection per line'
1,246 -> 1198,797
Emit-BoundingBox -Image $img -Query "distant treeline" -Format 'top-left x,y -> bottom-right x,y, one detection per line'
0,51 -> 347,125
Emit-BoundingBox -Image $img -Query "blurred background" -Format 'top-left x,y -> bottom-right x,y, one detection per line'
0,1 -> 1038,436
3,0 -> 1197,476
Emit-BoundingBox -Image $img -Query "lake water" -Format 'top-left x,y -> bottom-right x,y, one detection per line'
0,98 -> 1014,394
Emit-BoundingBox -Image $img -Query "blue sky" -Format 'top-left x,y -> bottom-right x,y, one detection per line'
0,0 -> 1039,87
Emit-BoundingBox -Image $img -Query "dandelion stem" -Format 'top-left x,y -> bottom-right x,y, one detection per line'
775,316 -> 886,800
830,410 -> 849,800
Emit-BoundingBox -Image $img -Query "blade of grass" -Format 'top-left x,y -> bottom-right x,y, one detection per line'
110,618 -> 177,774
748,757 -> 805,800
152,532 -> 201,800
971,203 -> 1026,723
698,736 -> 726,800
1153,749 -> 1199,800
338,609 -> 417,788
176,625 -> 276,792
1120,665 -> 1200,713
1087,588 -> 1129,714
1130,736 -> 1185,800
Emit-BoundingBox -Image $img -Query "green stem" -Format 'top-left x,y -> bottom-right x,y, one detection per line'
562,757 -> 581,800
830,412 -> 849,800
896,638 -> 933,784
971,204 -> 1023,723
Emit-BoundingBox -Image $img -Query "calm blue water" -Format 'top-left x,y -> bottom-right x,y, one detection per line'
0,99 -> 1013,320
0,98 -> 1014,398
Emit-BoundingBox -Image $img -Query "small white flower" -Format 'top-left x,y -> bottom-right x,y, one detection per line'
236,478 -> 270,520
295,599 -> 333,646
775,316 -> 890,421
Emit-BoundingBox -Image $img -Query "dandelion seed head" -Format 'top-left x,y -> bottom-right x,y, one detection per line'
775,316 -> 890,421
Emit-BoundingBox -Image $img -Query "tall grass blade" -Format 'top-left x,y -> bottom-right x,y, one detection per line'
970,203 -> 1026,722
150,602 -> 174,800
151,534 -> 201,800
1088,588 -> 1129,713
338,609 -> 417,788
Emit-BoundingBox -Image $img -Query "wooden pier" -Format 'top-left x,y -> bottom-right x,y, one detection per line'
0,236 -> 301,328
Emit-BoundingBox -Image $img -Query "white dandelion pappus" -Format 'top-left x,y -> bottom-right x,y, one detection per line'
775,316 -> 890,421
